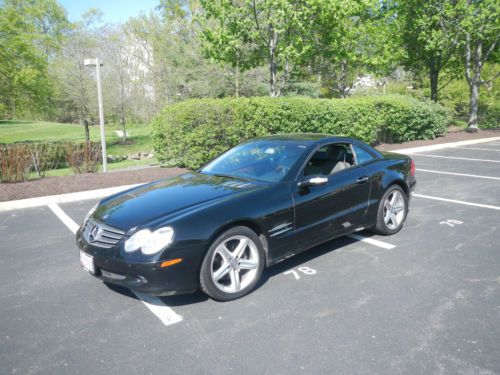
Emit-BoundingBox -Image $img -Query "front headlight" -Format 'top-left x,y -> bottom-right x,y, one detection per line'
124,227 -> 175,255
83,203 -> 98,225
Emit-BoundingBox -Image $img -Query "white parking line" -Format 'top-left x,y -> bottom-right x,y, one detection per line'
416,169 -> 500,181
132,291 -> 183,326
347,233 -> 396,250
47,203 -> 183,326
454,146 -> 500,152
414,194 -> 500,211
412,154 -> 500,163
48,203 -> 80,234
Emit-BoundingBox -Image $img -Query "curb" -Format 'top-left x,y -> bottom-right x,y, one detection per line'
390,136 -> 500,154
0,183 -> 142,212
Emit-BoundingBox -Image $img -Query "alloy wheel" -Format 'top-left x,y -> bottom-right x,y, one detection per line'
383,190 -> 406,230
210,235 -> 260,293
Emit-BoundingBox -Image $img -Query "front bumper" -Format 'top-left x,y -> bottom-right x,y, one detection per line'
76,229 -> 200,296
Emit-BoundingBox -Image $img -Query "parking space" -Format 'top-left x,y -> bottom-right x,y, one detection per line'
1,142 -> 499,374
414,155 -> 500,177
414,171 -> 500,206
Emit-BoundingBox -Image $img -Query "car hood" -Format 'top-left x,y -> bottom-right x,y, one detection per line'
93,172 -> 266,230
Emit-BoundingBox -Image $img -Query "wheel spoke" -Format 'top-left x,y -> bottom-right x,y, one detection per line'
233,238 -> 248,259
213,263 -> 231,281
238,259 -> 258,270
218,244 -> 232,262
390,212 -> 398,226
390,192 -> 398,205
384,200 -> 392,211
230,269 -> 241,291
384,208 -> 391,223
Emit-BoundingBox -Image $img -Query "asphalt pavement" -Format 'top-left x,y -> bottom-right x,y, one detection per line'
1,141 -> 499,375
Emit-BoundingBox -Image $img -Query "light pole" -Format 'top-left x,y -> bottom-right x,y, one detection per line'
84,58 -> 108,172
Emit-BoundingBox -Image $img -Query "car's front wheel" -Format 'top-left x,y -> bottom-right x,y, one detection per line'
372,185 -> 408,235
200,226 -> 265,301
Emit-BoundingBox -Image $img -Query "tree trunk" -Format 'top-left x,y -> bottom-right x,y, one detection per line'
120,115 -> 127,142
120,104 -> 127,142
235,62 -> 240,98
269,31 -> 278,97
83,118 -> 90,144
338,60 -> 349,98
467,80 -> 480,132
276,58 -> 289,97
269,55 -> 278,97
465,37 -> 482,132
120,76 -> 127,141
429,68 -> 439,102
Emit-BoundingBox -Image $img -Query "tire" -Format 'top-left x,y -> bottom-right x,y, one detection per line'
200,226 -> 265,301
371,185 -> 408,235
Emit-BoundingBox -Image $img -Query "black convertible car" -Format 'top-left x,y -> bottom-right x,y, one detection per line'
77,134 -> 415,301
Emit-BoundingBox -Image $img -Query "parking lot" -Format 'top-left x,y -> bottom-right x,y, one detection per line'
1,141 -> 500,375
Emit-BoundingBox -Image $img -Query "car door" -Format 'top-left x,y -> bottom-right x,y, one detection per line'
292,142 -> 372,251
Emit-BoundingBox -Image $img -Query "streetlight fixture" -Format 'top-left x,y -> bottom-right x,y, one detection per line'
84,57 -> 108,172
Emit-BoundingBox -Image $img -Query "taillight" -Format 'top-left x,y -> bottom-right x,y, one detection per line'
410,159 -> 415,176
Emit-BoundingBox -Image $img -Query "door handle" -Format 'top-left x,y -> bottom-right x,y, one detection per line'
357,176 -> 369,184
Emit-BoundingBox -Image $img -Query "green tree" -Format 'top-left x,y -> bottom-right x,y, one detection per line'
307,0 -> 397,98
201,0 -> 313,97
0,0 -> 69,118
461,0 -> 499,131
126,6 -> 242,111
397,0 -> 463,102
51,10 -> 102,140
30,0 -> 70,58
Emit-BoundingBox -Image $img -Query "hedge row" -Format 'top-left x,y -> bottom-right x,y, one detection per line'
152,95 -> 449,169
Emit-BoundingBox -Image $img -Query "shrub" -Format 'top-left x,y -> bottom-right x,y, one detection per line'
0,144 -> 33,182
29,142 -> 66,178
152,95 -> 449,169
64,142 -> 102,174
374,96 -> 449,143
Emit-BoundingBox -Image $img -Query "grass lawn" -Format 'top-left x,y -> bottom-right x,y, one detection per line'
1,120 -> 157,179
40,157 -> 158,178
0,120 -> 153,156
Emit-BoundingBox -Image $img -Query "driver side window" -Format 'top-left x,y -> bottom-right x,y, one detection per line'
303,143 -> 354,176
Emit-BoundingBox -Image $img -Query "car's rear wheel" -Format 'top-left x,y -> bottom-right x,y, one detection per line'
200,226 -> 265,301
372,185 -> 408,235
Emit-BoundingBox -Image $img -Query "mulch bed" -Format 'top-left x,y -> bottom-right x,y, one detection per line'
0,167 -> 187,202
1,129 -> 499,202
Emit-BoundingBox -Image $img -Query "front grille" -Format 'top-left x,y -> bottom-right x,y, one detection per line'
83,218 -> 125,249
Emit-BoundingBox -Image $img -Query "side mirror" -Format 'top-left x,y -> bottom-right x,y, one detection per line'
298,176 -> 328,189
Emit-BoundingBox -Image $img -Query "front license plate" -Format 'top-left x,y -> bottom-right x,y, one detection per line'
80,251 -> 95,274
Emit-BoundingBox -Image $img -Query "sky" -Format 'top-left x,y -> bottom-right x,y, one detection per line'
58,0 -> 159,24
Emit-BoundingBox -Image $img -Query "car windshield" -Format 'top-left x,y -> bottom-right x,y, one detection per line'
200,140 -> 307,182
